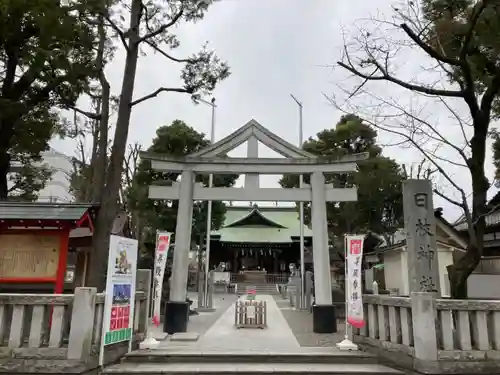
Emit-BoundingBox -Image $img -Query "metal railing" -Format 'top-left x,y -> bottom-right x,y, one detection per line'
230,273 -> 288,284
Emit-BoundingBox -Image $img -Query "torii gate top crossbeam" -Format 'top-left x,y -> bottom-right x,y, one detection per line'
188,119 -> 315,159
140,153 -> 368,174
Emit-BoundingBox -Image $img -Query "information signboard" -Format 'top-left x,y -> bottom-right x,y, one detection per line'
99,235 -> 138,365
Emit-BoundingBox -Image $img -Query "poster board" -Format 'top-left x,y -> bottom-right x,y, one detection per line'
0,234 -> 59,280
99,235 -> 138,366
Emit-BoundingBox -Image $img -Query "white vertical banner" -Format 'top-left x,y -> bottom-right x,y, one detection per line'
346,235 -> 365,329
152,232 -> 171,327
99,235 -> 138,366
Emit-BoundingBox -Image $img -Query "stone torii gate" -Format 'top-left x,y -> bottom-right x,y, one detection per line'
142,119 -> 367,334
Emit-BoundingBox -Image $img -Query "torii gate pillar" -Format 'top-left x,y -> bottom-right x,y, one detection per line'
164,170 -> 194,334
310,171 -> 335,333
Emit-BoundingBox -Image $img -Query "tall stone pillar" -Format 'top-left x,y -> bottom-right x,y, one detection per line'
310,171 -> 335,333
403,179 -> 441,295
164,170 -> 194,333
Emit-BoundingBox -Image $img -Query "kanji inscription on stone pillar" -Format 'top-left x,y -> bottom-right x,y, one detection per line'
402,179 -> 440,294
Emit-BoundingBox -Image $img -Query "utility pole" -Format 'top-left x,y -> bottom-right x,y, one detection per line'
199,97 -> 216,308
290,93 -> 305,310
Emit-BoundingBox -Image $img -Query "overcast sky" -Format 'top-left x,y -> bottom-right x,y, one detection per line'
52,0 -> 498,222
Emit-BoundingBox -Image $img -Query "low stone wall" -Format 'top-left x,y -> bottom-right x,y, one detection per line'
0,270 -> 151,374
354,293 -> 500,374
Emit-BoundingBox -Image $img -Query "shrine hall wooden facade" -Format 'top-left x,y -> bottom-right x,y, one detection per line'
208,204 -> 313,273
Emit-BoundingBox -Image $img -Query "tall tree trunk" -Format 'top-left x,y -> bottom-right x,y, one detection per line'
91,12 -> 110,203
0,116 -> 16,200
86,0 -> 142,290
0,148 -> 10,200
447,117 -> 489,299
0,56 -> 18,200
92,75 -> 110,203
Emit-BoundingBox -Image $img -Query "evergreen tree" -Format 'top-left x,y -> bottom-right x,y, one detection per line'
280,115 -> 404,248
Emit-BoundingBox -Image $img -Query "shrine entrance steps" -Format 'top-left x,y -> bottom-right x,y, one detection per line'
102,349 -> 403,375
235,282 -> 281,295
102,294 -> 401,375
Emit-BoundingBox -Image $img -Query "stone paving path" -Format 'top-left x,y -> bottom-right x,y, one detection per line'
273,295 -> 346,347
197,294 -> 300,351
148,293 -> 236,343
152,293 -> 348,352
187,293 -> 237,335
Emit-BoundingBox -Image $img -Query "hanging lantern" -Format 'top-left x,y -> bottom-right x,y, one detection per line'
250,249 -> 253,256
260,249 -> 263,255
269,249 -> 271,255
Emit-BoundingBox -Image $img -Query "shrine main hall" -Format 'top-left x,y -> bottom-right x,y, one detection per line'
208,204 -> 313,274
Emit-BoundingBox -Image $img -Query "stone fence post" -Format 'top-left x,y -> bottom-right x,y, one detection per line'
136,269 -> 152,334
410,292 -> 438,363
68,287 -> 97,359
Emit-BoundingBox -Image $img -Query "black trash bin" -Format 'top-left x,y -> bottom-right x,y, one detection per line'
312,303 -> 337,333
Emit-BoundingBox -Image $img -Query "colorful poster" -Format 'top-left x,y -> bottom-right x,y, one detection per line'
152,232 -> 171,327
102,235 -> 138,346
346,235 -> 365,329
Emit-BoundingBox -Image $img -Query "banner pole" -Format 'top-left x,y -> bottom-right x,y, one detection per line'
344,234 -> 349,340
140,230 -> 171,349
336,233 -> 359,351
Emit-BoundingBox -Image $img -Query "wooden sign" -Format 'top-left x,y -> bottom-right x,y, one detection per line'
0,234 -> 60,280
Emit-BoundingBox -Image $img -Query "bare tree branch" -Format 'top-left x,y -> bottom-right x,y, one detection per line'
130,87 -> 192,107
71,106 -> 101,120
137,9 -> 184,44
437,97 -> 472,148
400,24 -> 461,67
123,142 -> 141,187
144,39 -> 192,63
329,95 -> 470,208
101,12 -> 129,52
434,189 -> 464,208
337,60 -> 464,98
372,94 -> 471,165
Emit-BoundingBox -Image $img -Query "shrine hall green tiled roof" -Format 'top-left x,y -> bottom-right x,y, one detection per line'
211,206 -> 312,243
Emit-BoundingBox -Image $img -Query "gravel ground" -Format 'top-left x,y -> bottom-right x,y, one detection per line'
188,293 -> 237,335
273,295 -> 346,347
149,293 -> 237,340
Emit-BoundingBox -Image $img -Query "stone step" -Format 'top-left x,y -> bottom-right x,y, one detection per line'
235,284 -> 280,295
103,362 -> 403,374
122,350 -> 379,365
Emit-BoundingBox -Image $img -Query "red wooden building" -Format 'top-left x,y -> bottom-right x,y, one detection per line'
0,202 -> 97,293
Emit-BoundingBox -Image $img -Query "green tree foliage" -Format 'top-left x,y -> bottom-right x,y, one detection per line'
87,0 -> 230,290
0,0 -> 97,199
127,120 -> 238,264
70,158 -> 93,202
280,115 -> 404,245
416,0 -> 500,298
493,133 -> 500,185
8,162 -> 52,201
422,0 -> 500,186
337,0 -> 500,298
422,0 -> 500,113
